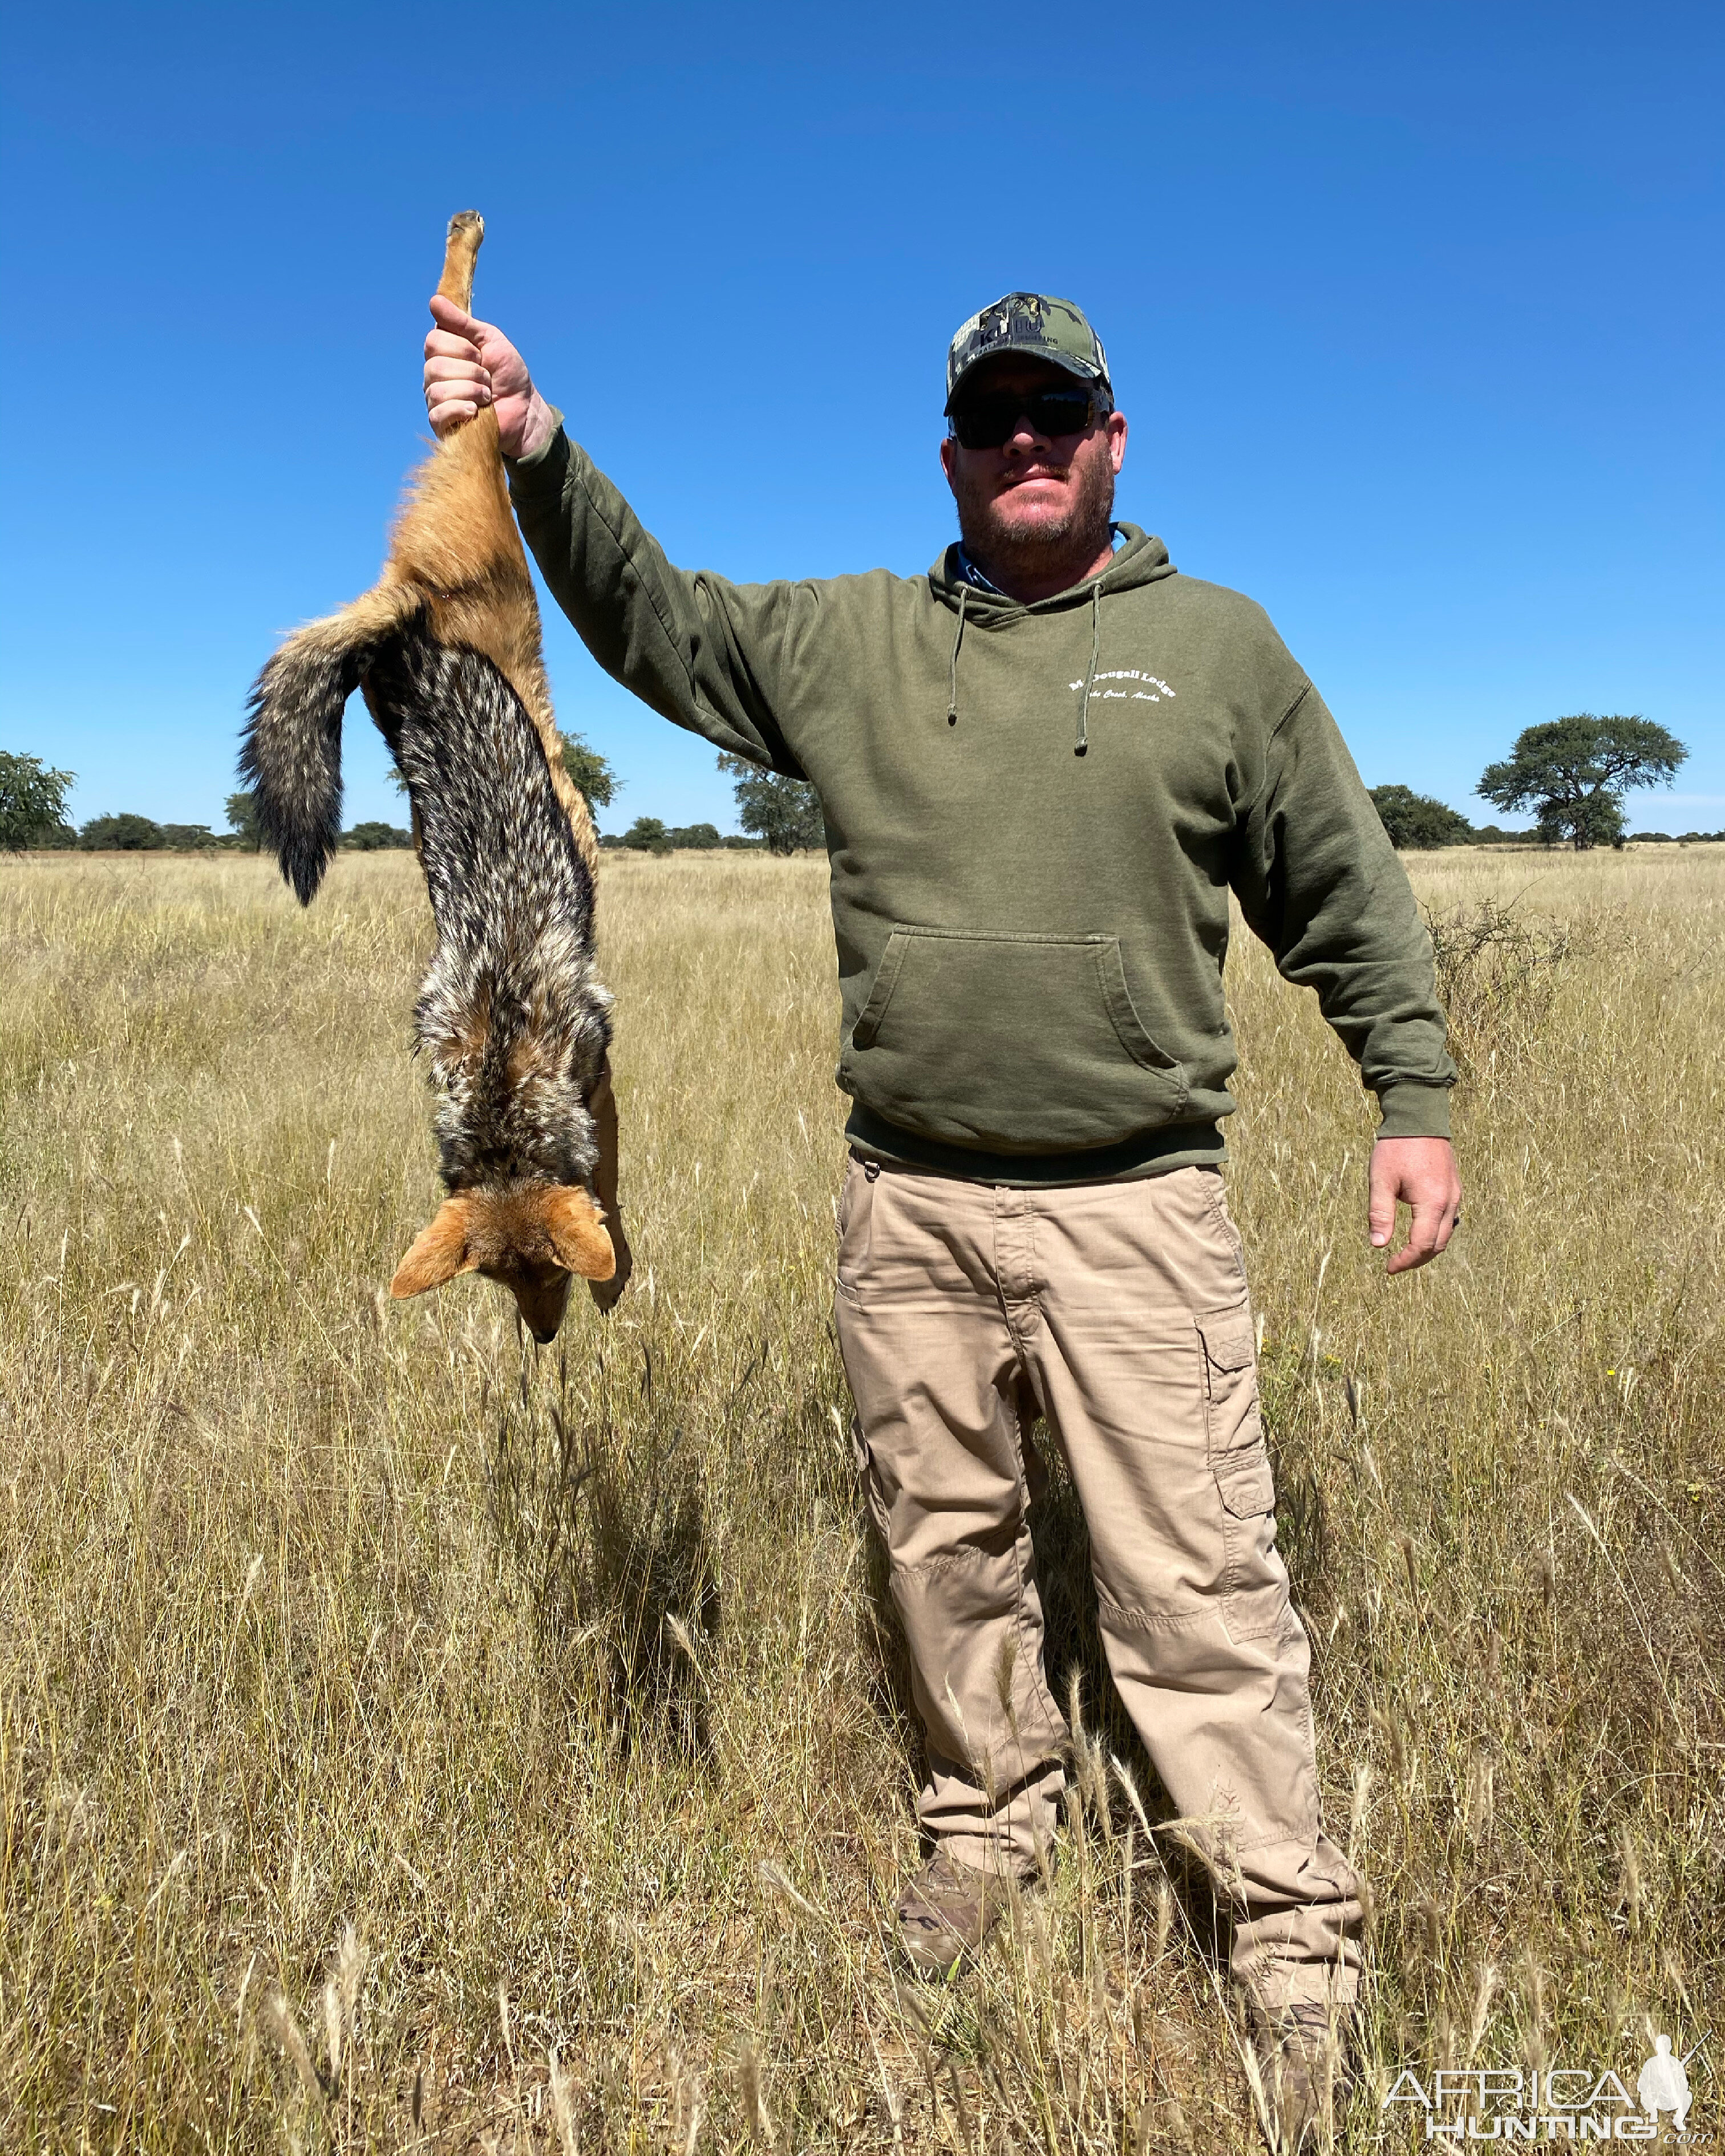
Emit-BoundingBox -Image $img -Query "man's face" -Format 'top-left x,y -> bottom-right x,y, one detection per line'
940,357 -> 1128,565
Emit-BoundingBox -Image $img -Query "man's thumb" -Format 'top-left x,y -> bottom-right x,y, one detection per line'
1368,1161 -> 1396,1249
428,293 -> 478,336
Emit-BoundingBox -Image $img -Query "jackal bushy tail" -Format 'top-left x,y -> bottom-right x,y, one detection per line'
240,584 -> 425,903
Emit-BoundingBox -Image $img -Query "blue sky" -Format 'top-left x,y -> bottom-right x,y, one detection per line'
2,2 -> 1720,837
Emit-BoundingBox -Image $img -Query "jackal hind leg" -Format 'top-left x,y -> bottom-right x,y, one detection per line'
438,211 -> 484,310
424,210 -> 600,880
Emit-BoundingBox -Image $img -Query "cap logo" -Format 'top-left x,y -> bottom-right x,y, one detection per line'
945,290 -> 1111,412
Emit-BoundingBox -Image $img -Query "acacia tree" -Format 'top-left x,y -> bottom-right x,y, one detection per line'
1368,785 -> 1474,850
716,752 -> 825,855
0,751 -> 75,851
78,813 -> 164,850
1478,715 -> 1686,850
621,816 -> 672,854
559,731 -> 619,816
226,790 -> 263,849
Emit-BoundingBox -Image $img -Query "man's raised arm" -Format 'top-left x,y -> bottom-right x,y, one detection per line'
422,297 -> 807,776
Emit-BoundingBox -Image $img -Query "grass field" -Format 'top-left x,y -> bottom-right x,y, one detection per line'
1,844 -> 1720,2153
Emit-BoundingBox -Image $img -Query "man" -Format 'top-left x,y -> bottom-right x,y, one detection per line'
425,289 -> 1460,2143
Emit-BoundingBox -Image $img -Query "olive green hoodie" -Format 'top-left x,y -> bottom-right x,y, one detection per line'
508,423 -> 1454,1185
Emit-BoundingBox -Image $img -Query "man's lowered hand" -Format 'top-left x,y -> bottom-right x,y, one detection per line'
1368,1137 -> 1461,1275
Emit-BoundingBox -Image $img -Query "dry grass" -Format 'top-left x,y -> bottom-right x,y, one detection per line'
1,844 -> 1719,2151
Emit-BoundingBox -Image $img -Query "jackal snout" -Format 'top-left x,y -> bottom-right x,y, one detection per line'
390,1181 -> 615,1344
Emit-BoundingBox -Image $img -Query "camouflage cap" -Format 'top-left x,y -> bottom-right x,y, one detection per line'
944,291 -> 1111,414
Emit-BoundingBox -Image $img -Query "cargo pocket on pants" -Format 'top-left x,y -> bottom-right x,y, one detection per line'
1197,1306 -> 1273,1518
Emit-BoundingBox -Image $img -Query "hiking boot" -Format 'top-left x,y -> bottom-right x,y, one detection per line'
895,1849 -> 1011,1977
1247,1998 -> 1356,2152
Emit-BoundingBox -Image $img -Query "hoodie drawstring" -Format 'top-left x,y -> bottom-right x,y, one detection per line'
1075,579 -> 1102,756
945,574 -> 1104,752
946,583 -> 967,727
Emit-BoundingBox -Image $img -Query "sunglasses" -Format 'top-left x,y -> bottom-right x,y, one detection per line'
949,387 -> 1099,451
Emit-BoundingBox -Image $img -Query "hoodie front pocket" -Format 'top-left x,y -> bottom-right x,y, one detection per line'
841,926 -> 1189,1153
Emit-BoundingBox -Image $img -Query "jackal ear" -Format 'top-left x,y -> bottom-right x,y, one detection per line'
390,1197 -> 480,1298
542,1185 -> 616,1281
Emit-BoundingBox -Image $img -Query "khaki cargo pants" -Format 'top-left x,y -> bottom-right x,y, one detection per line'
833,1158 -> 1360,2008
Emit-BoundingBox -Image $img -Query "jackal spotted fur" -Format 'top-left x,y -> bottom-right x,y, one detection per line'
241,211 -> 629,1342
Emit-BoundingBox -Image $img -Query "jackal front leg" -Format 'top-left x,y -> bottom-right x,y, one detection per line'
586,1060 -> 633,1314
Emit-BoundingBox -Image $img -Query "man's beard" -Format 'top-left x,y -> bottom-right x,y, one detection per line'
952,447 -> 1116,585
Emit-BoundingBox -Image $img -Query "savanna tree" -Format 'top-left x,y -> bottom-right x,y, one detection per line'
716,752 -> 825,856
78,813 -> 164,850
620,816 -> 673,854
1368,785 -> 1474,850
1479,716 -> 1686,850
226,790 -> 263,849
559,730 -> 619,815
0,750 -> 75,852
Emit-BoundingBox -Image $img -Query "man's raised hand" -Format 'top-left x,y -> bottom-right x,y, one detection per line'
423,295 -> 557,461
1368,1136 -> 1462,1276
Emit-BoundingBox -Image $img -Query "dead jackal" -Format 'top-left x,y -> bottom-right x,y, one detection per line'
241,210 -> 629,1342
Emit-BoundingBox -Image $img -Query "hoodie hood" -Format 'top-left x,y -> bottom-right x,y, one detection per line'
929,523 -> 1177,753
927,523 -> 1175,614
